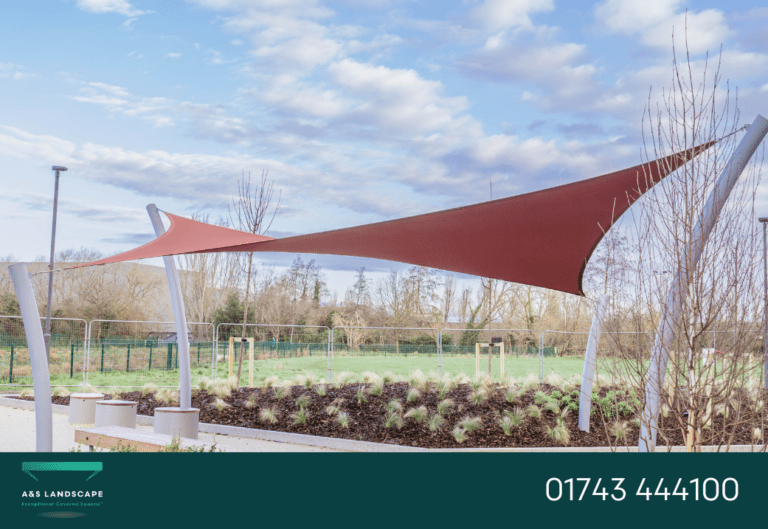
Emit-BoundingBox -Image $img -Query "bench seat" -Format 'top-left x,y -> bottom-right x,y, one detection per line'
74,426 -> 243,452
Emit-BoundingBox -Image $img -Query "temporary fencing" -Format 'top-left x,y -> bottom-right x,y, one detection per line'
0,316 -> 87,386
84,320 -> 215,387
3,313 -> 764,389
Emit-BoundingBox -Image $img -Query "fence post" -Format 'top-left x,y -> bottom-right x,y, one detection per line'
9,343 -> 13,383
175,343 -> 178,369
126,344 -> 131,373
197,342 -> 200,364
70,343 -> 74,378
100,343 -> 105,373
167,343 -> 173,371
149,343 -> 153,370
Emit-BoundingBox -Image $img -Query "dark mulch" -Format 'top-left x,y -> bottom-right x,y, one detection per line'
16,383 -> 768,449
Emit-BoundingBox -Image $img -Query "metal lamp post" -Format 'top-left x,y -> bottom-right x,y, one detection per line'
760,217 -> 768,389
44,165 -> 67,361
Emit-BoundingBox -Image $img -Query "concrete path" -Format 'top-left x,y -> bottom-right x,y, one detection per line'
0,407 -> 343,452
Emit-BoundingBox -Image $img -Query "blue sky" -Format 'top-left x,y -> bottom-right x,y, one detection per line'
1,0 -> 766,299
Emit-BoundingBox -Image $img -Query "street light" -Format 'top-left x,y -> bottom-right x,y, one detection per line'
759,217 -> 768,389
44,166 -> 67,361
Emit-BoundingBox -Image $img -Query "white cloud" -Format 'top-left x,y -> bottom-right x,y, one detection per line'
594,0 -> 732,54
76,0 -> 150,17
86,82 -> 131,97
328,58 -> 470,135
0,126 -> 77,163
231,39 -> 243,46
250,35 -> 342,71
466,0 -> 554,32
166,52 -> 182,59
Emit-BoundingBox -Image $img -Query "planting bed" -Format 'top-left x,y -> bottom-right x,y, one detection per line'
18,381 -> 768,450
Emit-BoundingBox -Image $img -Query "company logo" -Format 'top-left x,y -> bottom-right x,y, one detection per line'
20,462 -> 104,519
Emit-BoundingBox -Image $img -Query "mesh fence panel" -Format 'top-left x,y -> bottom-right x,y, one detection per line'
85,320 -> 214,387
0,316 -> 87,387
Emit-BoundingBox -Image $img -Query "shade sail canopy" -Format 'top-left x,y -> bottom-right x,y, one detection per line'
75,142 -> 714,296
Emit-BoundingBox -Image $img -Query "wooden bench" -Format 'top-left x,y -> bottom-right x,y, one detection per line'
74,426 -> 243,452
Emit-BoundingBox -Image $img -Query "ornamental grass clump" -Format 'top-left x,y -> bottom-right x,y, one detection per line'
259,406 -> 278,424
291,408 -> 310,425
386,399 -> 403,414
404,406 -> 428,424
156,388 -> 178,405
534,391 -> 548,405
381,372 -> 395,385
437,378 -> 457,399
367,380 -> 384,396
384,411 -> 403,429
458,415 -> 482,432
408,369 -> 426,389
141,383 -> 158,396
356,386 -> 367,404
437,398 -> 454,417
52,386 -> 70,397
406,388 -> 421,403
295,394 -> 311,409
314,384 -> 327,397
363,371 -> 381,384
303,374 -> 318,389
498,415 -> 514,435
546,424 -> 571,445
245,392 -> 257,409
212,398 -> 230,411
273,386 -> 289,400
212,383 -> 231,400
196,377 -> 211,392
527,405 -> 541,419
504,386 -> 518,403
335,372 -> 355,388
452,426 -> 468,443
543,400 -> 561,415
469,388 -> 488,405
610,421 -> 630,440
336,412 -> 350,428
263,376 -> 280,389
427,413 -> 445,432
509,407 -> 524,427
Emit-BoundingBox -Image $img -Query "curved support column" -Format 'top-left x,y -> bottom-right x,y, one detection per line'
147,204 -> 192,409
579,294 -> 609,432
9,263 -> 53,452
639,115 -> 768,452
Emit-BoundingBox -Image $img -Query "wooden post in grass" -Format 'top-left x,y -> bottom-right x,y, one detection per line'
228,337 -> 254,386
228,336 -> 235,379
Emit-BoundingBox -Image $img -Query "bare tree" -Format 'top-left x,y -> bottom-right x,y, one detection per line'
604,28 -> 766,451
230,170 -> 281,387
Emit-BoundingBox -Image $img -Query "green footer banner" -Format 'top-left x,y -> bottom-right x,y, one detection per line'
1,453 -> 765,527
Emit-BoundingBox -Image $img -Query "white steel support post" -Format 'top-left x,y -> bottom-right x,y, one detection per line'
639,115 -> 768,452
579,294 -> 609,432
147,204 -> 192,409
10,263 -> 53,452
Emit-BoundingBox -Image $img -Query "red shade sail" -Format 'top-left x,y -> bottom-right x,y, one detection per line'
74,142 -> 714,296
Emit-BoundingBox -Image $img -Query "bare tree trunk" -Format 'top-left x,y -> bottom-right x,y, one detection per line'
236,253 -> 254,385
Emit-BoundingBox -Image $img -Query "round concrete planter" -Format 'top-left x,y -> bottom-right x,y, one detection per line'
68,393 -> 105,425
95,400 -> 137,428
154,407 -> 200,440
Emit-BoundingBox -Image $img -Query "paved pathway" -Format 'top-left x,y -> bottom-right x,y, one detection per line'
0,407 -> 343,452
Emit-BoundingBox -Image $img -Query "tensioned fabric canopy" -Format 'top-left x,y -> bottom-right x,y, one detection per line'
74,142 -> 714,296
